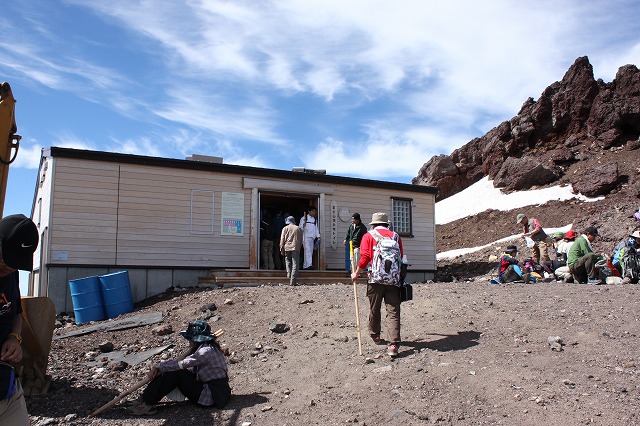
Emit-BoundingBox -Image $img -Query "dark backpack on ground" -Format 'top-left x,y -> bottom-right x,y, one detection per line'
399,263 -> 412,302
622,250 -> 640,283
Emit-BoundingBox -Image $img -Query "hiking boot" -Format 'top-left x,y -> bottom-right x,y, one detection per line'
371,335 -> 385,345
387,344 -> 399,357
129,403 -> 157,416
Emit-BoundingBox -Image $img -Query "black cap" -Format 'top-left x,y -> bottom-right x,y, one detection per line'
351,213 -> 360,220
0,214 -> 39,270
505,245 -> 518,253
585,226 -> 599,237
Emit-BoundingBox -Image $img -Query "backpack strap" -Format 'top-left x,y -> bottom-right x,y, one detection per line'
369,229 -> 382,242
369,228 -> 398,242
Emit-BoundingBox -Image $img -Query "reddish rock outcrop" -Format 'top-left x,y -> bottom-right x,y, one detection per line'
413,57 -> 640,201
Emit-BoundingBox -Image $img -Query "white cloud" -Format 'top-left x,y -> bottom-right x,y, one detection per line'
108,137 -> 163,158
152,88 -> 286,146
11,140 -> 42,169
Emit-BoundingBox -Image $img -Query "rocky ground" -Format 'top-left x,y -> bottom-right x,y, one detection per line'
25,273 -> 640,426
21,141 -> 640,425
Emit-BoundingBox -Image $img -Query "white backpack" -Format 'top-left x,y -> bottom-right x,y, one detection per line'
369,229 -> 401,286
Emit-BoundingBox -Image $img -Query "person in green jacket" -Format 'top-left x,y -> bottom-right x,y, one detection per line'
567,226 -> 602,284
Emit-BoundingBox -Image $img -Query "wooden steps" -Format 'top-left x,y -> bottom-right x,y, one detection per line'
198,269 -> 366,287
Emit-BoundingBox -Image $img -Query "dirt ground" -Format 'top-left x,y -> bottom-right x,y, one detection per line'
24,143 -> 640,425
26,280 -> 640,426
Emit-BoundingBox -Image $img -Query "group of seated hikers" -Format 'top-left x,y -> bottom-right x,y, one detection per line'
494,217 -> 640,285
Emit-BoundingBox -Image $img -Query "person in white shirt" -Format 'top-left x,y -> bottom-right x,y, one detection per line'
299,207 -> 320,269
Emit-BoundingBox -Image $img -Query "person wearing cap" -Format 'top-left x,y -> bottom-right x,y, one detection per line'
299,206 -> 320,270
553,230 -> 578,281
497,245 -> 524,283
611,230 -> 640,279
343,213 -> 367,272
0,214 -> 39,425
130,320 -> 231,415
280,216 -> 303,285
350,212 -> 404,358
567,226 -> 602,284
515,213 -> 551,264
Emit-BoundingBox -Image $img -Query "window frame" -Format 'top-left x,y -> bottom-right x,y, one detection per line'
391,197 -> 413,237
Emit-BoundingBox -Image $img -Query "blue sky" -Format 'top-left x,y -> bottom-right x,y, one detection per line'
2,0 -> 640,218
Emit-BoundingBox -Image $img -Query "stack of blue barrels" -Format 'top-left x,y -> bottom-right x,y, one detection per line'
69,271 -> 134,324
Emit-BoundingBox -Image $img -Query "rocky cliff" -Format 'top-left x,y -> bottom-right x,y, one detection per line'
413,56 -> 640,201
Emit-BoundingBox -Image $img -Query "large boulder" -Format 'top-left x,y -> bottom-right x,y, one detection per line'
493,157 -> 561,191
571,163 -> 620,197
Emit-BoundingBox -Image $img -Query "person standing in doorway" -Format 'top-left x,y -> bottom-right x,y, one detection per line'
260,212 -> 275,270
299,206 -> 320,270
272,209 -> 286,270
343,213 -> 367,272
280,216 -> 303,285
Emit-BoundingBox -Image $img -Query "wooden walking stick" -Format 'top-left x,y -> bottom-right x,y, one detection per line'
89,376 -> 151,417
350,245 -> 363,356
89,328 -> 225,417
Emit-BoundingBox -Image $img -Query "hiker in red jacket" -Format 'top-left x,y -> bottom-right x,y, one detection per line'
351,212 -> 404,357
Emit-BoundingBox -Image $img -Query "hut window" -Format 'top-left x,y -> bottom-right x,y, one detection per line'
391,197 -> 412,236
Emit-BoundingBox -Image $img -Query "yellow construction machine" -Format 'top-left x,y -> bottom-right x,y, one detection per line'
1,81 -> 55,395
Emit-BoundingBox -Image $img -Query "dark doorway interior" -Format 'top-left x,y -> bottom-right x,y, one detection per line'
259,192 -> 319,270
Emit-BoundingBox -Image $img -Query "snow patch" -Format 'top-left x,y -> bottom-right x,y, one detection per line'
435,177 -> 603,225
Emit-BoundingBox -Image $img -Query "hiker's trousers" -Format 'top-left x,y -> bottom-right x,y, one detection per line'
0,379 -> 28,426
569,252 -> 599,283
366,283 -> 401,345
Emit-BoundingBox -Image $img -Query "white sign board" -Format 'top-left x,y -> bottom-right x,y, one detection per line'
221,192 -> 245,236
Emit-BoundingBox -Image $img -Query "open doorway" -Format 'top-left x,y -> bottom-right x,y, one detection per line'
259,191 -> 320,270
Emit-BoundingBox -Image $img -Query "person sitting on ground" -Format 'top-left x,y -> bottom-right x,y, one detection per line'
130,320 -> 231,415
516,213 -> 551,264
497,245 -> 523,283
554,230 -> 577,281
567,226 -> 602,284
542,231 -> 567,275
611,230 -> 640,279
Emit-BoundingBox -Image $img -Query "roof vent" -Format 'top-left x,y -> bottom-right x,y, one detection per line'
186,154 -> 223,164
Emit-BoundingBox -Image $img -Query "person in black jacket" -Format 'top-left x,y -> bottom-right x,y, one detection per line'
344,213 -> 367,272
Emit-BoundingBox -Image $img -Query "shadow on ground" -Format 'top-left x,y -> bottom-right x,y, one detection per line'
401,330 -> 481,356
435,261 -> 495,282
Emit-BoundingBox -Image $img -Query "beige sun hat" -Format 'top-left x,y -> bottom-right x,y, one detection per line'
369,212 -> 389,226
631,230 -> 640,239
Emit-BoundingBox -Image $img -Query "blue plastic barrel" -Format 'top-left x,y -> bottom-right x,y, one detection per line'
99,271 -> 134,319
69,276 -> 105,324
